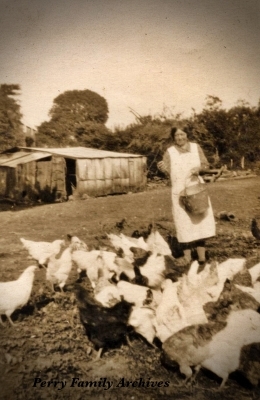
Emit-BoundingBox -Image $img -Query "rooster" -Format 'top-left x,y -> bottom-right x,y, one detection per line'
75,285 -> 133,359
20,237 -> 65,266
0,265 -> 37,325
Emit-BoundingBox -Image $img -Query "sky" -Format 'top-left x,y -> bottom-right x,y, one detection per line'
0,0 -> 259,130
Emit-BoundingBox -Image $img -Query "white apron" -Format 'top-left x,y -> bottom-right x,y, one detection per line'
168,143 -> 216,243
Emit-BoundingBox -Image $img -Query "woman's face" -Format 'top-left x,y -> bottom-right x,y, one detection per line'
174,129 -> 188,147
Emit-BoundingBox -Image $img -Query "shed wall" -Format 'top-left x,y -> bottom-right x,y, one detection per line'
1,153 -> 147,200
76,156 -> 146,196
0,167 -> 7,196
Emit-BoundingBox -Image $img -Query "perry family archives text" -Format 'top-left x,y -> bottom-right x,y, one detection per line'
33,377 -> 170,391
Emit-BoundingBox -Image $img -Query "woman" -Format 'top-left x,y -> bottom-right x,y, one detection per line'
158,127 -> 215,266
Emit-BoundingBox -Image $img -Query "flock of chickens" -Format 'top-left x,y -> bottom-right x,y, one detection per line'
1,224 -> 260,390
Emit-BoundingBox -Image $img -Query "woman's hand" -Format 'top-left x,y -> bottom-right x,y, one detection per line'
189,167 -> 201,176
157,161 -> 165,170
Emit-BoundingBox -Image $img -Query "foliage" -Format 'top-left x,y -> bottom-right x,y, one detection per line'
112,113 -> 184,177
108,97 -> 260,175
0,84 -> 24,151
36,90 -> 260,177
190,96 -> 260,167
37,89 -> 109,147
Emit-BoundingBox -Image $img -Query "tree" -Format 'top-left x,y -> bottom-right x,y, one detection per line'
37,89 -> 109,147
0,84 -> 24,151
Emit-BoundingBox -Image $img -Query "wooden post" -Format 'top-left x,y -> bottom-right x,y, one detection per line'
241,156 -> 245,169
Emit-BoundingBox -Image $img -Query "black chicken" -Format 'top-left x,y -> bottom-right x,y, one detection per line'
75,285 -> 133,360
251,218 -> 260,240
131,223 -> 153,239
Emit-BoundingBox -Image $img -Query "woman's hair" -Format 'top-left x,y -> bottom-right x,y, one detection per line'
170,126 -> 188,140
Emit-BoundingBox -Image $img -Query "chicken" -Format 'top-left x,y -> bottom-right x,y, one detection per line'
0,265 -> 37,325
115,218 -> 127,231
206,258 -> 246,302
185,260 -> 219,305
146,230 -> 172,256
67,234 -> 88,251
128,306 -> 158,346
94,284 -> 122,307
107,233 -> 148,261
155,279 -> 188,342
93,268 -> 122,307
114,256 -> 135,281
72,249 -> 118,288
248,262 -> 260,284
20,237 -> 65,266
131,223 -> 153,239
138,252 -> 167,289
120,233 -> 149,251
238,343 -> 260,387
235,282 -> 260,303
107,233 -> 135,260
75,285 -> 133,359
204,279 -> 260,323
201,309 -> 260,388
162,309 -> 260,388
217,258 -> 246,282
162,321 -> 227,383
46,236 -> 87,292
117,281 -> 161,308
177,274 -> 208,326
251,218 -> 260,240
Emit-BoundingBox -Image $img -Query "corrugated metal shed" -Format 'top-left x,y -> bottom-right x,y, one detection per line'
0,146 -> 147,201
0,152 -> 52,168
20,147 -> 142,159
0,151 -> 29,166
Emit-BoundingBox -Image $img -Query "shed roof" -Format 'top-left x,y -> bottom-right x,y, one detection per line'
20,147 -> 143,159
0,151 -> 52,168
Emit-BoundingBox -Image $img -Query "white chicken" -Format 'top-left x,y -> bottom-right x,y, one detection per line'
201,309 -> 260,388
107,232 -> 149,261
217,258 -> 246,282
185,260 -> 219,305
94,284 -> 122,307
177,274 -> 208,326
114,256 -> 135,281
146,230 -> 172,256
248,262 -> 260,284
119,233 -> 149,251
46,236 -> 87,292
93,268 -> 122,307
128,306 -> 158,345
155,279 -> 188,342
206,258 -> 246,302
117,280 -> 162,308
67,234 -> 88,251
138,252 -> 167,289
0,265 -> 37,326
72,249 -> 118,288
20,237 -> 65,266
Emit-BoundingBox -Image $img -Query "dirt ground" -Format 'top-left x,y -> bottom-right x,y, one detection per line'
1,176 -> 260,400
